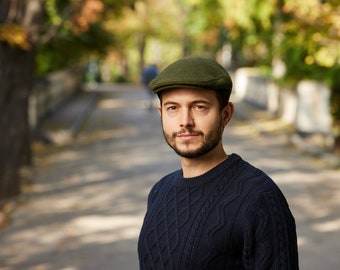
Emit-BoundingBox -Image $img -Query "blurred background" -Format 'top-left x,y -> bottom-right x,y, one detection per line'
1,0 -> 340,200
0,1 -> 340,268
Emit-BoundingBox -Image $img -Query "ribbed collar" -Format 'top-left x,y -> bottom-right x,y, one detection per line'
172,153 -> 241,188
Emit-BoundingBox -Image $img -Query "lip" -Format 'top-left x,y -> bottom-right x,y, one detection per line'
177,133 -> 199,140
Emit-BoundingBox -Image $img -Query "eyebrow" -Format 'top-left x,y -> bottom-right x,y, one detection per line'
163,101 -> 178,106
163,100 -> 211,106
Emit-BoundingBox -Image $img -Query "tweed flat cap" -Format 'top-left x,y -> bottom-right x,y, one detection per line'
149,56 -> 233,94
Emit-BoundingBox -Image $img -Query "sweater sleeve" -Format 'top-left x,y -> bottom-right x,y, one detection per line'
243,189 -> 299,270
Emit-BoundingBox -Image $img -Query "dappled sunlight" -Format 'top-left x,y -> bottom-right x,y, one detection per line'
33,170 -> 113,195
312,218 -> 340,233
270,171 -> 319,185
255,157 -> 295,171
297,236 -> 307,247
44,130 -> 74,146
98,98 -> 145,110
255,119 -> 294,133
108,143 -> 173,170
1,227 -> 65,261
78,126 -> 138,144
36,150 -> 84,166
82,171 -> 112,183
291,193 -> 333,220
227,122 -> 257,136
98,98 -> 127,109
1,213 -> 143,267
70,215 -> 142,243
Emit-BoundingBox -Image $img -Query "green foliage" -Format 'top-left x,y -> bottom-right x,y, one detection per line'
102,0 -> 136,10
38,0 -> 339,123
45,0 -> 63,25
280,40 -> 335,85
35,0 -> 137,76
36,23 -> 113,76
275,0 -> 340,129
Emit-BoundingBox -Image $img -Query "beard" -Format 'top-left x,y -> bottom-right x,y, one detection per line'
162,121 -> 224,159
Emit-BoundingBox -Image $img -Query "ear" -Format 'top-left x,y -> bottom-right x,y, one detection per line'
158,105 -> 162,116
222,102 -> 234,127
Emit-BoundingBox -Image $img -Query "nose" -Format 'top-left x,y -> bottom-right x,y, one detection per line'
179,109 -> 194,127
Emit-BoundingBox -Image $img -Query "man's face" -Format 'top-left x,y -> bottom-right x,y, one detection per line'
158,88 -> 232,159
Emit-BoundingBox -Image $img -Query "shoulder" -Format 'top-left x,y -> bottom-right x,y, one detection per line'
228,154 -> 277,192
229,154 -> 290,210
147,169 -> 182,202
238,168 -> 294,227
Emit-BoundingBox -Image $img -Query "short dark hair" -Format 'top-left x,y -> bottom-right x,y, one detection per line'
215,90 -> 231,111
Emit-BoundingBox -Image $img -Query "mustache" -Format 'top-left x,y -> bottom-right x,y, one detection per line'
172,128 -> 204,138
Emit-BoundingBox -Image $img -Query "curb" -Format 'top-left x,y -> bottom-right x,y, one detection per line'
289,134 -> 340,169
234,99 -> 340,169
69,92 -> 99,138
35,91 -> 99,145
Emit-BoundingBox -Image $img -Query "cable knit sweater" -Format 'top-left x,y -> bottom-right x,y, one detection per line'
138,153 -> 299,270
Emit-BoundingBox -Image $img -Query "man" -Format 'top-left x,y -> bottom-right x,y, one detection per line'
138,56 -> 299,269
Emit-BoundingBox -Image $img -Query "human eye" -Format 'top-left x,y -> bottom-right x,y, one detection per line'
193,104 -> 207,111
165,105 -> 178,112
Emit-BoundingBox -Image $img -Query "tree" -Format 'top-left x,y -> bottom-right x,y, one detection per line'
220,0 -> 340,146
176,0 -> 224,58
106,0 -> 226,80
0,0 -> 135,202
279,0 -> 340,82
0,0 -> 43,201
104,0 -> 185,79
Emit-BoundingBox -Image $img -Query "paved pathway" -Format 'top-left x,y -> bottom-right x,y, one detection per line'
1,84 -> 339,269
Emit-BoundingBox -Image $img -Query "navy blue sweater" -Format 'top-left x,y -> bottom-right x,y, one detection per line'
138,154 -> 299,269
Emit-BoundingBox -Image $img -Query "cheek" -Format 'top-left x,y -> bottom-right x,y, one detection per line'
161,116 -> 176,132
198,113 -> 221,129
204,122 -> 220,134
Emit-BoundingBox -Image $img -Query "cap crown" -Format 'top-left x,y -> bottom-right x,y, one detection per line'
149,56 -> 233,94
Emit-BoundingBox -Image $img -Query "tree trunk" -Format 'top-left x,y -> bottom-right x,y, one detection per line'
0,44 -> 35,201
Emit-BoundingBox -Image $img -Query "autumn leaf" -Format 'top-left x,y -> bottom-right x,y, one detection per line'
0,23 -> 31,51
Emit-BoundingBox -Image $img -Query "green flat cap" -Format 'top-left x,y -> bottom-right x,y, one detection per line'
149,56 -> 233,95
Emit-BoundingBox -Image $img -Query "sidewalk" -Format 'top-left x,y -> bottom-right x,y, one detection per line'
0,83 -> 339,270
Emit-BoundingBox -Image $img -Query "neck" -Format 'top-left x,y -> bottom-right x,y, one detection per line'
180,147 -> 228,178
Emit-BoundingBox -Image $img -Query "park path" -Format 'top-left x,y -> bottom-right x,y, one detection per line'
0,84 -> 339,269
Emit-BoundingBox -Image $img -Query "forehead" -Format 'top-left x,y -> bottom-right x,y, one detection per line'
161,88 -> 217,103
